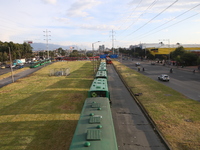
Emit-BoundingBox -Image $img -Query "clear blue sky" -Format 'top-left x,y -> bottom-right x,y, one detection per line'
0,0 -> 200,50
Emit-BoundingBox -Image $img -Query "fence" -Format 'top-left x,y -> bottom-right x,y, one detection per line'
49,68 -> 70,76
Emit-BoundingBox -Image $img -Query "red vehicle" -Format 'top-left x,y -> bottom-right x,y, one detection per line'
106,58 -> 112,64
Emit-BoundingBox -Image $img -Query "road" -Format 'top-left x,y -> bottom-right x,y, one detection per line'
0,63 -> 33,75
108,64 -> 167,150
121,59 -> 200,101
0,63 -> 52,88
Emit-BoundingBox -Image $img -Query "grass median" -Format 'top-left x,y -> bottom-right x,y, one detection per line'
112,60 -> 200,150
0,61 -> 94,150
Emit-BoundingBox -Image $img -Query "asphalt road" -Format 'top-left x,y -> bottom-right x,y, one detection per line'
121,59 -> 200,101
0,64 -> 31,75
108,64 -> 167,150
0,63 -> 52,88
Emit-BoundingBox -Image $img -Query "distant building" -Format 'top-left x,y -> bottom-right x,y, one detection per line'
132,43 -> 200,56
99,45 -> 105,54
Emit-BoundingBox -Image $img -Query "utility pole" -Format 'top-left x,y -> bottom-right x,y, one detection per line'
8,47 -> 14,83
92,41 -> 100,74
43,29 -> 51,59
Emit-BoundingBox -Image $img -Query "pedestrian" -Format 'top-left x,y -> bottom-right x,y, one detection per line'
170,68 -> 173,73
193,70 -> 195,74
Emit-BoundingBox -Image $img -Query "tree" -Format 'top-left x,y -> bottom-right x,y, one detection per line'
130,47 -> 143,57
0,41 -> 33,61
0,52 -> 3,62
69,50 -> 80,57
3,52 -> 8,61
170,46 -> 185,60
86,51 -> 93,57
146,53 -> 155,60
181,52 -> 198,66
12,51 -> 17,60
49,51 -> 55,58
61,49 -> 66,56
197,56 -> 200,65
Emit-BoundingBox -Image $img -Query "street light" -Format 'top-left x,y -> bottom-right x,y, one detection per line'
159,39 -> 170,65
92,41 -> 100,74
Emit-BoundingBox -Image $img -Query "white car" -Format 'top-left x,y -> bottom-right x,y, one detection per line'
135,62 -> 140,66
158,74 -> 170,81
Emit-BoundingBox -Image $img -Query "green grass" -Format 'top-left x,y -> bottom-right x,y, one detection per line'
113,60 -> 200,150
0,61 -> 94,150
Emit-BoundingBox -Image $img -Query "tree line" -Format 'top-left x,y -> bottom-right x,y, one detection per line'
118,46 -> 200,66
170,46 -> 200,66
0,41 -> 33,62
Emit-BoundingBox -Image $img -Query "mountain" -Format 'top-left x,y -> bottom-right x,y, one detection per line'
30,43 -> 72,51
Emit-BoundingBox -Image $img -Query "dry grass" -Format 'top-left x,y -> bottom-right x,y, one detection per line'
113,60 -> 200,150
0,61 -> 94,150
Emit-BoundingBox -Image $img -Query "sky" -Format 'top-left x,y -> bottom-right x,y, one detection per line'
0,0 -> 200,50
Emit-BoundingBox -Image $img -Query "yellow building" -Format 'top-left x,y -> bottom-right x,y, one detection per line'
148,47 -> 200,55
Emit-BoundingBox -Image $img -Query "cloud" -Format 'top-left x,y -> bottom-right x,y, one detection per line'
41,0 -> 57,4
66,0 -> 101,18
54,17 -> 70,23
78,24 -> 116,31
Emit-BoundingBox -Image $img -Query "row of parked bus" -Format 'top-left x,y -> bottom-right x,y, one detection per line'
69,60 -> 118,150
29,59 -> 51,68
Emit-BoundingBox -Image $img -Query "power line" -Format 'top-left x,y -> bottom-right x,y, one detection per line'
119,0 -> 158,34
139,12 -> 199,40
117,0 -> 143,30
113,0 -> 137,28
122,0 -> 178,39
136,3 -> 200,40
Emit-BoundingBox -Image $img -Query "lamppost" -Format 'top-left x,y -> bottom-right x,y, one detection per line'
92,41 -> 100,74
159,39 -> 170,65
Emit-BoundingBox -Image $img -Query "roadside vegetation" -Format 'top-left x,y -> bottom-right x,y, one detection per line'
170,46 -> 200,66
112,60 -> 200,150
0,41 -> 32,61
0,61 -> 94,150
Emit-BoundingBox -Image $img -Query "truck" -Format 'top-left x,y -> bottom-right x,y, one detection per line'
13,59 -> 25,68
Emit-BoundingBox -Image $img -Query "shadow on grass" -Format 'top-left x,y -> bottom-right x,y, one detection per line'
0,120 -> 77,150
0,90 -> 87,115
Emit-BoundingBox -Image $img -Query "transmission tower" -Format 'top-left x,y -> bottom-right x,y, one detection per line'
111,30 -> 115,54
43,29 -> 51,59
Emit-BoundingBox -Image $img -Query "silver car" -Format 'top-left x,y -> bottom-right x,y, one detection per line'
158,74 -> 170,81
